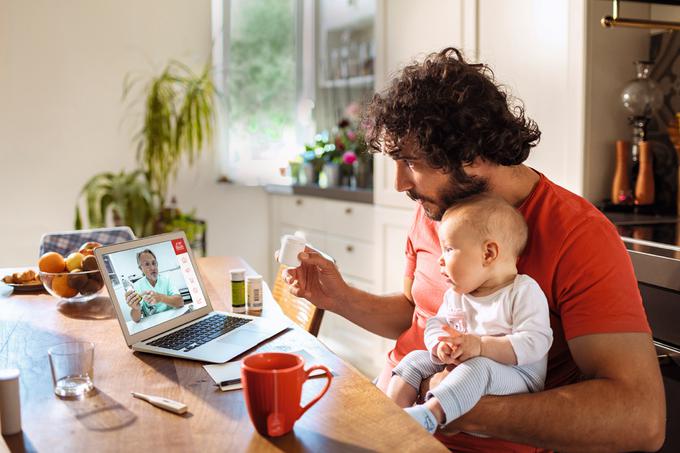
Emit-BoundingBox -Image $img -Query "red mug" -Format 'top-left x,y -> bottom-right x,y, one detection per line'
241,352 -> 332,437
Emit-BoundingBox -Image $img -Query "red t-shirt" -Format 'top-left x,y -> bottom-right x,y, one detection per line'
376,171 -> 650,452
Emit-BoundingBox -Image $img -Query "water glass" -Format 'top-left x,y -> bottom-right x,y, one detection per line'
48,342 -> 95,399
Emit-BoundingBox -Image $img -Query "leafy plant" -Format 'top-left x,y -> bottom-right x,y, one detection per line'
75,59 -> 218,242
75,170 -> 157,237
125,60 -> 217,208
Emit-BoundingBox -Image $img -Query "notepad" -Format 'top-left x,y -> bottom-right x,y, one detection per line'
203,349 -> 334,391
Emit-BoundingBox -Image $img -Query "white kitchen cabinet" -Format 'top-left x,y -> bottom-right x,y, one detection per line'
268,193 -> 393,377
268,194 -> 374,287
373,205 -> 413,293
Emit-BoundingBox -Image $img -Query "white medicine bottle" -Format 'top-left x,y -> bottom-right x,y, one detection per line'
278,234 -> 307,268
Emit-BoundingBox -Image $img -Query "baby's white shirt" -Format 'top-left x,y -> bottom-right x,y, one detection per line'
424,274 -> 553,366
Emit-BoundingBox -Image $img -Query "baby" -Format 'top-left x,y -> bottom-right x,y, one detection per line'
386,194 -> 553,434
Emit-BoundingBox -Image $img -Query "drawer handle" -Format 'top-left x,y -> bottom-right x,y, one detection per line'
296,199 -> 303,206
345,207 -> 353,215
346,245 -> 354,253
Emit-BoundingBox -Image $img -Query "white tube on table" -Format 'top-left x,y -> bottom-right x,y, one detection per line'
0,368 -> 21,435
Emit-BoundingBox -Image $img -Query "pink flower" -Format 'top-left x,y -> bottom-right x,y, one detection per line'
342,151 -> 357,165
347,130 -> 357,141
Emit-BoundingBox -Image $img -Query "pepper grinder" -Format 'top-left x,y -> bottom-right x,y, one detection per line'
634,141 -> 654,206
611,140 -> 632,204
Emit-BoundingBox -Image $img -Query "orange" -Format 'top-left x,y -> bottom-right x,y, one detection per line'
51,274 -> 78,298
38,252 -> 66,273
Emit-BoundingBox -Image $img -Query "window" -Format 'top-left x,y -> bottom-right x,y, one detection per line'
212,0 -> 375,185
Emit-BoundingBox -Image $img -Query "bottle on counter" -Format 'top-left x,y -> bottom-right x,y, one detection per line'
230,269 -> 246,314
611,140 -> 632,205
634,141 -> 654,206
246,275 -> 263,314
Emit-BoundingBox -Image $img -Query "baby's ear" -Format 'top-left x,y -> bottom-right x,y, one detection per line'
483,240 -> 499,264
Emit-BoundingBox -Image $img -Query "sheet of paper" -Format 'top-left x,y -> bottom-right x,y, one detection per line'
203,349 -> 335,392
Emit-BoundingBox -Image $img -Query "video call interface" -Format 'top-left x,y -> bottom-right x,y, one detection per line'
102,238 -> 207,336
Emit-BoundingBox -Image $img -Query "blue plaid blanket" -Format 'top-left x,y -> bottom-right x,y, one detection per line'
39,227 -> 135,257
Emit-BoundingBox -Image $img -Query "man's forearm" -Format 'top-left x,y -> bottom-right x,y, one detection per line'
444,378 -> 664,452
162,294 -> 184,308
333,287 -> 414,339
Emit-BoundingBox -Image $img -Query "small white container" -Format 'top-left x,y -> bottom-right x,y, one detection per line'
278,235 -> 307,268
0,368 -> 21,435
246,275 -> 263,314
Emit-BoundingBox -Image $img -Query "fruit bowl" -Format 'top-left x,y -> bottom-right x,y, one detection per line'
39,269 -> 105,303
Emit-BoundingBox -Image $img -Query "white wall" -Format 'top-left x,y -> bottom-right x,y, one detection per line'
476,0 -> 584,195
0,0 -> 269,276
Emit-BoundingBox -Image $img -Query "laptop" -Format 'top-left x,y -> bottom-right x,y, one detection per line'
94,231 -> 287,363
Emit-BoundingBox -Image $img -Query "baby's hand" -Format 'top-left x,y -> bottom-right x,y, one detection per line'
436,341 -> 457,364
438,325 -> 482,364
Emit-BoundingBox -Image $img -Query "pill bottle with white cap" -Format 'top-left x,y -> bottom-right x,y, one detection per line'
278,234 -> 307,268
230,268 -> 246,314
246,275 -> 263,314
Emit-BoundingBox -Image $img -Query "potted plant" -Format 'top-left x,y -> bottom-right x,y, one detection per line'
75,59 -> 218,250
127,60 -> 217,209
75,170 -> 157,236
301,133 -> 329,185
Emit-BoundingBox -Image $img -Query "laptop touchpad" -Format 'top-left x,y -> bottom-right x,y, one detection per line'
217,330 -> 258,345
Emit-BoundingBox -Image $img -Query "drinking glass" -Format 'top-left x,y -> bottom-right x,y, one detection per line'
48,342 -> 95,399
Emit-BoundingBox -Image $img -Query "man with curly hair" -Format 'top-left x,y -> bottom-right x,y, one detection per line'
285,47 -> 665,452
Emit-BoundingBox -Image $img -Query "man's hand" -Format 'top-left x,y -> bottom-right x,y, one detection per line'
437,333 -> 665,452
125,289 -> 142,310
282,247 -> 350,311
141,291 -> 162,306
438,325 -> 482,364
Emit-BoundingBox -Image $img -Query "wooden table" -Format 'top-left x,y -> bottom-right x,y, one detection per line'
0,257 -> 446,452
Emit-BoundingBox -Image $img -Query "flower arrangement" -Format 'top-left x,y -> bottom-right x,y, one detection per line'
291,102 -> 373,187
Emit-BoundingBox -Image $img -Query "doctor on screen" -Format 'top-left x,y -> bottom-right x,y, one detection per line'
125,249 -> 184,323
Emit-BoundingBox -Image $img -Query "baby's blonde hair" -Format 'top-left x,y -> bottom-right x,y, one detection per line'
441,194 -> 528,259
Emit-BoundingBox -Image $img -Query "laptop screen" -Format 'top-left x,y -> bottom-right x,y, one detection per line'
100,237 -> 208,336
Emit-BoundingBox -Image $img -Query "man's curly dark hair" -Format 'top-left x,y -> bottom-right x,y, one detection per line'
364,47 -> 541,171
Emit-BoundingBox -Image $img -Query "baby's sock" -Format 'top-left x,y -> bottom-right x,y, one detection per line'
404,405 -> 438,434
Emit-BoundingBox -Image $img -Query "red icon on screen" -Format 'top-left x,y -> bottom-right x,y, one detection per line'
172,239 -> 187,254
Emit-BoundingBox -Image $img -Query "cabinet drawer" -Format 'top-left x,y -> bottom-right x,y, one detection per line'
323,199 -> 374,240
325,236 -> 373,281
278,195 -> 326,231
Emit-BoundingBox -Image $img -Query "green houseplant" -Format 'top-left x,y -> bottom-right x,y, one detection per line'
74,170 -> 157,236
129,60 -> 217,209
75,60 -> 217,250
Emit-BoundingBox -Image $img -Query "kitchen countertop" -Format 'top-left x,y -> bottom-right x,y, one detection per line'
265,184 -> 373,204
604,210 -> 680,290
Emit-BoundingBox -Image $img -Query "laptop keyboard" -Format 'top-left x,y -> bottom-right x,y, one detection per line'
147,314 -> 252,352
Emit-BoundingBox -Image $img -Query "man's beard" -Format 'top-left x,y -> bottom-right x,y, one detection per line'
407,172 -> 489,221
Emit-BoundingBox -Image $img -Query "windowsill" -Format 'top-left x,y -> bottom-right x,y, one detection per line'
264,184 -> 373,204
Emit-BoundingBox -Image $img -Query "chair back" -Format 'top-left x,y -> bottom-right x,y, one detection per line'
271,265 -> 324,336
39,226 -> 136,257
